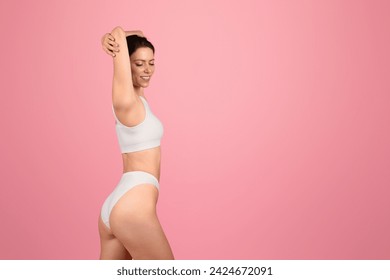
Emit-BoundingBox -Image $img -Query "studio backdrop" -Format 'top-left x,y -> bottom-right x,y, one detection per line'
0,0 -> 389,259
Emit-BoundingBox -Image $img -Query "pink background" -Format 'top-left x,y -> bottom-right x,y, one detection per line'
1,0 -> 389,259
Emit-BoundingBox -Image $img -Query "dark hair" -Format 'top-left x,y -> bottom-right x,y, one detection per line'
126,35 -> 155,56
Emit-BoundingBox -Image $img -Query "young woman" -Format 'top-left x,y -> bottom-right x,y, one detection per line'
98,26 -> 174,260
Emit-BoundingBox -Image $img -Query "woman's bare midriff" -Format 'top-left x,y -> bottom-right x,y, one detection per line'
121,146 -> 161,181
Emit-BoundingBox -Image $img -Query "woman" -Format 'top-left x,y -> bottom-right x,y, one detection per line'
98,26 -> 174,260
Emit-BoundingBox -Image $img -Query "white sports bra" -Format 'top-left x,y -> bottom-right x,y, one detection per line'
112,96 -> 164,153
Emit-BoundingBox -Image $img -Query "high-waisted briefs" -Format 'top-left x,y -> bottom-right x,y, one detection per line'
100,171 -> 160,229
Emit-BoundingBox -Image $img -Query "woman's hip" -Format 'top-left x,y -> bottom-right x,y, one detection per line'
100,170 -> 160,229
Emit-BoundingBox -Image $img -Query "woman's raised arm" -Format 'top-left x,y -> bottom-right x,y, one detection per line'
110,26 -> 136,109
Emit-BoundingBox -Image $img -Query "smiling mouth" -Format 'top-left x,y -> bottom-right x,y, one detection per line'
141,76 -> 150,81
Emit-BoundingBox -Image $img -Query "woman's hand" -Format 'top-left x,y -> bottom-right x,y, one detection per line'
101,33 -> 119,57
101,29 -> 145,57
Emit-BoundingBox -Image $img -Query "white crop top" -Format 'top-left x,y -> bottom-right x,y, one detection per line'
112,96 -> 164,153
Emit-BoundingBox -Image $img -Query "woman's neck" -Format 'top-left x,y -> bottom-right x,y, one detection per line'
133,86 -> 144,97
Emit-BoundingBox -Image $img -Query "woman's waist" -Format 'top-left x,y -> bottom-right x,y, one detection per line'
122,164 -> 160,181
121,148 -> 161,180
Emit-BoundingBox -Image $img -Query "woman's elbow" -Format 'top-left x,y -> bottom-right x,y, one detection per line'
111,26 -> 125,37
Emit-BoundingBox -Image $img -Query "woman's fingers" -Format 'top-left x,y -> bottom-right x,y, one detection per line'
107,35 -> 119,51
108,33 -> 116,42
101,33 -> 120,56
106,42 -> 118,51
101,33 -> 112,45
108,50 -> 116,57
104,48 -> 115,57
107,40 -> 119,49
102,45 -> 116,57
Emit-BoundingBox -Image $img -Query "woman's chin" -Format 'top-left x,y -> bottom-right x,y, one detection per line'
140,82 -> 150,88
133,82 -> 150,88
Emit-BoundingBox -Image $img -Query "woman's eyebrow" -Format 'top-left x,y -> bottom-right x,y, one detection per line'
134,59 -> 155,62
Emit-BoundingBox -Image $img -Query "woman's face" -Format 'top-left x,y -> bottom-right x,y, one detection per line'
130,47 -> 155,88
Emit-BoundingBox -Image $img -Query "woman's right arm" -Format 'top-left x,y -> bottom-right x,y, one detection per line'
110,26 -> 136,109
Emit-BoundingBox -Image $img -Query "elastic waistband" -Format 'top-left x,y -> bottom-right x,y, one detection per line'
119,170 -> 160,188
